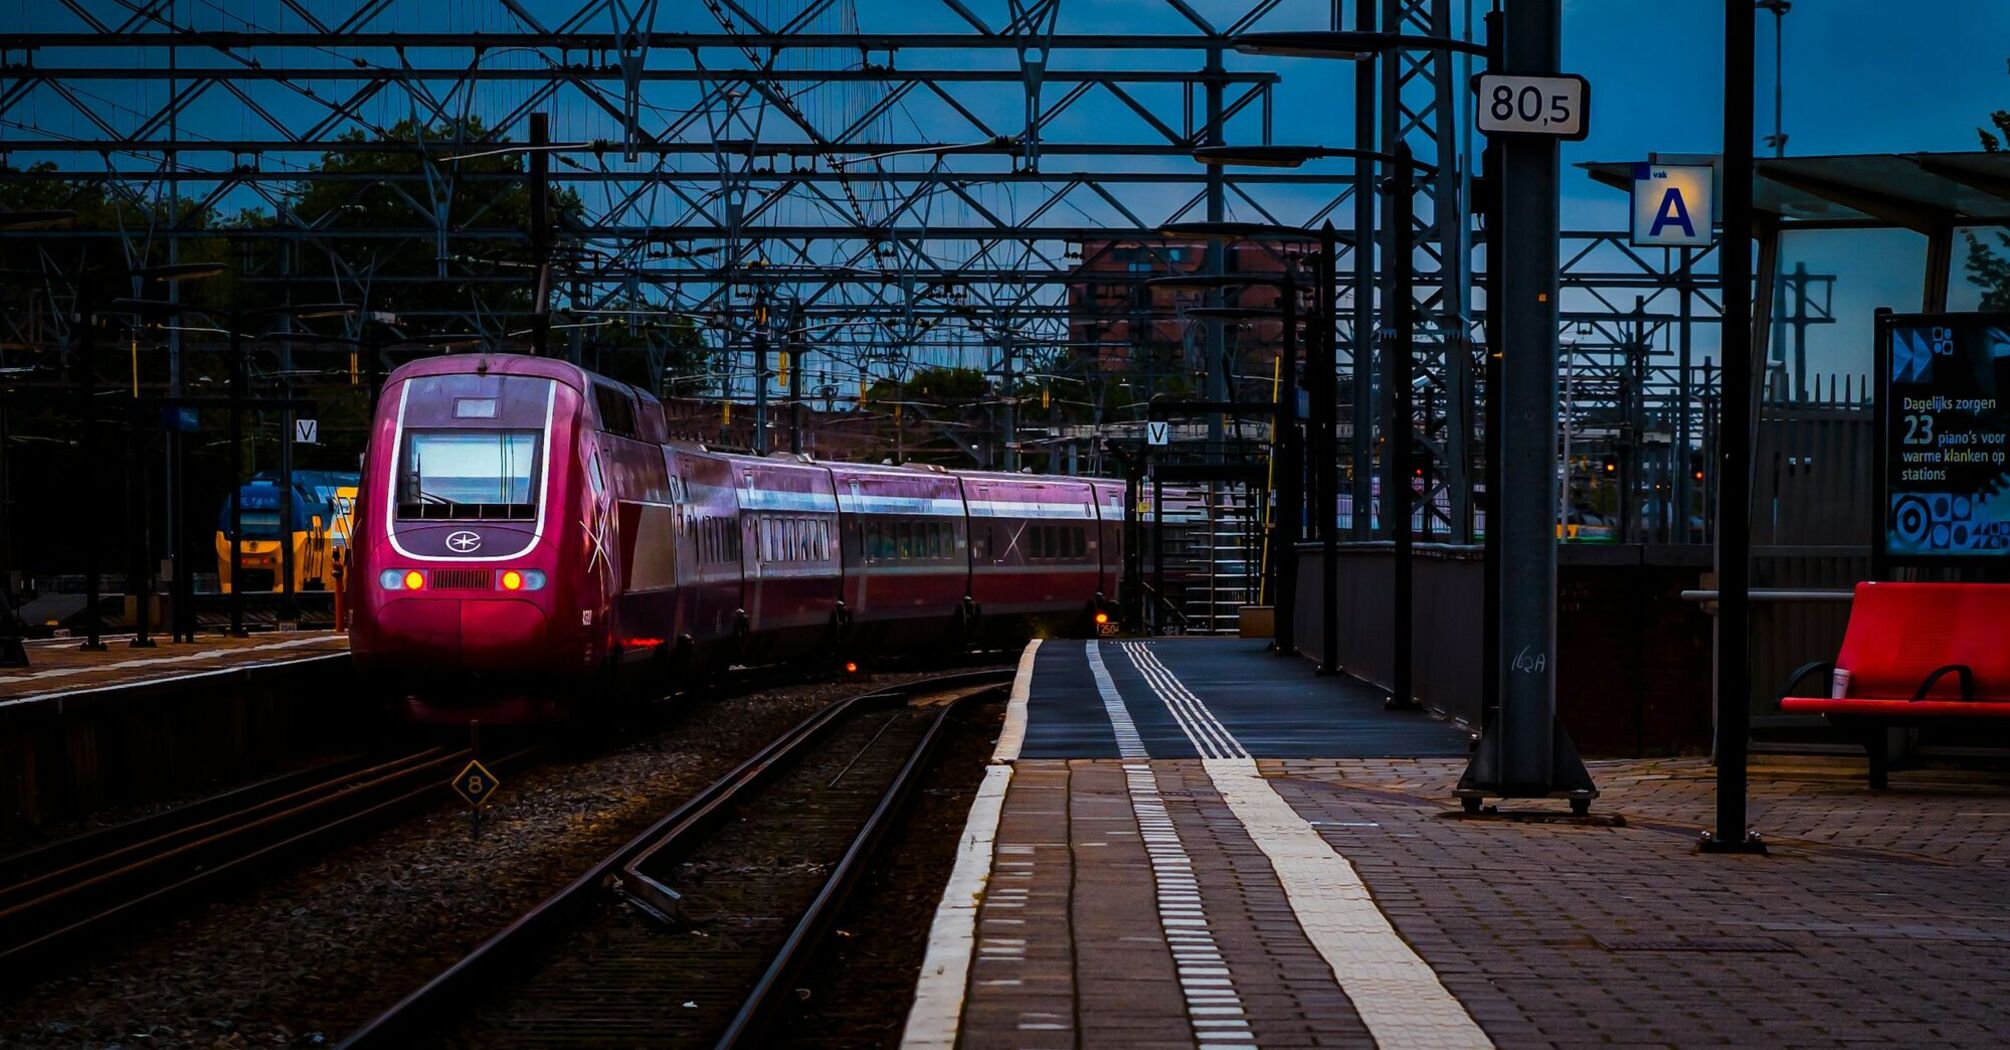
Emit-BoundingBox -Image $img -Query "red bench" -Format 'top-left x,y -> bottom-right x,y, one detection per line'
1778,582 -> 2010,788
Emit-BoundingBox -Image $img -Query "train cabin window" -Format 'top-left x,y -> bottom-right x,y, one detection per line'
1028,527 -> 1044,561
593,383 -> 639,438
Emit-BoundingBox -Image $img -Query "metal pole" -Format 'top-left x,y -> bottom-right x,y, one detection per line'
528,112 -> 552,358
280,378 -> 297,623
1152,471 -> 1165,636
789,309 -> 804,455
128,404 -> 154,648
278,256 -> 298,625
1318,222 -> 1340,676
1274,268 -> 1300,656
1457,0 -> 1595,808
1001,332 -> 1017,471
1676,247 -> 1694,541
1350,0 -> 1382,539
79,298 -> 106,651
1204,46 -> 1228,450
1493,2 -> 1560,780
228,320 -> 247,638
1480,136 -> 1503,727
1350,0 -> 1377,539
1387,144 -> 1415,709
172,414 -> 191,642
1703,0 -> 1764,853
752,296 -> 768,456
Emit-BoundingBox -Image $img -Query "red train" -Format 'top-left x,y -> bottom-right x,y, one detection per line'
348,354 -> 1132,722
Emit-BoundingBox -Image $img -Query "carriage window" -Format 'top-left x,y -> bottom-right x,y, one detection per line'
594,383 -> 638,438
398,430 -> 539,520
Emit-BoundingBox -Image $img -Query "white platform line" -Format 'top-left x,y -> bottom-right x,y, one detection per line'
899,762 -> 1014,1050
1121,644 -> 1493,1050
991,639 -> 1041,764
1205,758 -> 1492,1050
1121,641 -> 1247,760
0,650 -> 349,711
1088,643 -> 1255,1045
1086,642 -> 1148,759
0,632 -> 341,685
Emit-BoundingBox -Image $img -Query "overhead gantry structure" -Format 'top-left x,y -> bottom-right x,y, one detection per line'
2,0 -> 1736,522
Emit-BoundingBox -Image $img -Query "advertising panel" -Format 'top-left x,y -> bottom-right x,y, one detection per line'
1876,312 -> 2010,563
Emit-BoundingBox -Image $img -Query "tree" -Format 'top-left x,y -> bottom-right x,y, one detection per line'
1963,109 -> 2010,308
277,116 -> 567,322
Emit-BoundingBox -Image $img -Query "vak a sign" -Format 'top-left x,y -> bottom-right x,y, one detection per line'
1629,163 -> 1714,248
1877,312 -> 2010,563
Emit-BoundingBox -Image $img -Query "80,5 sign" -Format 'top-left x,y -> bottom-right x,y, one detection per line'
1473,73 -> 1591,141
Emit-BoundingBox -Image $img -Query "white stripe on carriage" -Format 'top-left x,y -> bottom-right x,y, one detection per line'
737,489 -> 840,513
964,499 -> 1094,519
836,494 -> 968,516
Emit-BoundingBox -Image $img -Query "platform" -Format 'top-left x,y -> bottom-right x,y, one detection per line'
0,631 -> 348,706
904,637 -> 2010,1050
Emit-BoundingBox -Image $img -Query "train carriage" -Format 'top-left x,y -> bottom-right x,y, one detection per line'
664,445 -> 746,671
960,472 -> 1104,639
351,353 -> 1163,724
828,462 -> 970,648
730,453 -> 843,663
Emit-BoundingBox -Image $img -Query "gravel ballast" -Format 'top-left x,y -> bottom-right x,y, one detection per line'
0,669 -> 982,1050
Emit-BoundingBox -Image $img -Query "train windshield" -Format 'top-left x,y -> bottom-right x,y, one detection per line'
398,430 -> 540,520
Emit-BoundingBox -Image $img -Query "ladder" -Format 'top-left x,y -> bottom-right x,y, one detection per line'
1181,480 -> 1260,634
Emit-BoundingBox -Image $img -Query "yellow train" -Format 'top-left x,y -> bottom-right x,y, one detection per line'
215,471 -> 358,593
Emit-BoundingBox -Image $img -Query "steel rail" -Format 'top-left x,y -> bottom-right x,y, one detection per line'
0,744 -> 538,981
715,680 -> 995,1049
338,668 -> 1011,1050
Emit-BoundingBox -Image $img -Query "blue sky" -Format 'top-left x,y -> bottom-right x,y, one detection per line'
15,0 -> 2010,386
1196,0 -> 2010,385
1558,0 -> 2010,383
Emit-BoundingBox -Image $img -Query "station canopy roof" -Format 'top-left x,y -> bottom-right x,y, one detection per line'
1581,151 -> 2010,232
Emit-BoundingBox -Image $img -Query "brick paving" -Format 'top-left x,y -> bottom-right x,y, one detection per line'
0,631 -> 346,702
951,752 -> 2010,1048
1263,755 -> 2010,1049
935,637 -> 2010,1049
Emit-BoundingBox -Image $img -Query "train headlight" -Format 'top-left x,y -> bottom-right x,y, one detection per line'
402,570 -> 425,590
379,569 -> 410,590
500,570 -> 523,591
497,569 -> 545,592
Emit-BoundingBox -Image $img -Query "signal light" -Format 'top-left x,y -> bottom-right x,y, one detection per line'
500,570 -> 523,591
402,570 -> 425,590
844,661 -> 859,673
1094,612 -> 1110,625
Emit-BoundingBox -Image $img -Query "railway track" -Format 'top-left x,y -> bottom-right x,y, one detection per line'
0,744 -> 537,980
340,668 -> 1012,1050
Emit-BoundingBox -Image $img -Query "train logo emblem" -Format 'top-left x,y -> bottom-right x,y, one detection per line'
446,531 -> 483,553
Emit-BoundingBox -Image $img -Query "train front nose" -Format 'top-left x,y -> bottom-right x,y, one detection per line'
366,594 -> 553,674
